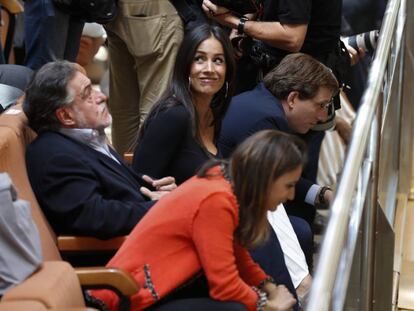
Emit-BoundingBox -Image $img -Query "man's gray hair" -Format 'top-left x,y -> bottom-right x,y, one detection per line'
23,61 -> 79,134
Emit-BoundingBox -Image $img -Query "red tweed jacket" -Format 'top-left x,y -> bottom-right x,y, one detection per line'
92,167 -> 269,310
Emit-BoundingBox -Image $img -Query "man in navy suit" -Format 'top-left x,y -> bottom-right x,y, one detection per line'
23,61 -> 176,239
219,53 -> 339,225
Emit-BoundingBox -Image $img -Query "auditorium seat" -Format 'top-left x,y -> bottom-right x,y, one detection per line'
0,0 -> 24,63
0,106 -> 140,308
0,261 -> 138,310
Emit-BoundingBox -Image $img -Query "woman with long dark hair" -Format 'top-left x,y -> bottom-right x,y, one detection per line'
131,23 -> 312,306
131,23 -> 235,185
93,130 -> 305,310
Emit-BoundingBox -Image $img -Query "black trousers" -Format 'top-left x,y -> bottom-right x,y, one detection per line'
146,275 -> 246,311
149,298 -> 246,311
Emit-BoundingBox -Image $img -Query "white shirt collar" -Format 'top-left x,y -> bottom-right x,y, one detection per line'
59,128 -> 120,164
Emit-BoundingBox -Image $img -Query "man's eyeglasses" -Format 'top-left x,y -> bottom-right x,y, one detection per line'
313,98 -> 334,110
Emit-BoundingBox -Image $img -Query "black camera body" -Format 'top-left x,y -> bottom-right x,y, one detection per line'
231,36 -> 279,69
210,0 -> 259,15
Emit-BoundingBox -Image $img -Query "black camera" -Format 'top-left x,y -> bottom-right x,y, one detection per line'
343,30 -> 379,53
231,36 -> 253,53
231,37 -> 281,69
210,0 -> 259,15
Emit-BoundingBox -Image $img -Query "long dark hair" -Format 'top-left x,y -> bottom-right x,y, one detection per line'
138,23 -> 236,146
198,130 -> 307,248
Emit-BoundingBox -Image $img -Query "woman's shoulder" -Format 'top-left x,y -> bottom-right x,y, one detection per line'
182,169 -> 233,195
195,178 -> 239,224
155,174 -> 236,215
194,172 -> 236,205
157,101 -> 189,117
145,102 -> 190,130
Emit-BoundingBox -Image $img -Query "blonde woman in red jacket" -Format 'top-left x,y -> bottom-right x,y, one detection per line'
92,130 -> 305,311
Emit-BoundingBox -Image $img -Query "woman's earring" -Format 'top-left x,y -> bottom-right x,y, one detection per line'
188,77 -> 192,91
224,81 -> 229,98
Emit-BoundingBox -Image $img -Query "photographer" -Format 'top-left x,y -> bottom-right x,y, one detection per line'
203,0 -> 358,234
204,0 -> 343,169
202,0 -> 347,95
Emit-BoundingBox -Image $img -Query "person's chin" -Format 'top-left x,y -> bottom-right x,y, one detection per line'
268,205 -> 279,212
292,125 -> 309,134
203,89 -> 219,97
97,120 -> 111,132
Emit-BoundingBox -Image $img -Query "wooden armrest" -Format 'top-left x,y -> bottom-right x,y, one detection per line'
75,267 -> 139,296
0,300 -> 48,311
0,0 -> 24,14
123,152 -> 133,165
57,236 -> 127,252
50,309 -> 98,311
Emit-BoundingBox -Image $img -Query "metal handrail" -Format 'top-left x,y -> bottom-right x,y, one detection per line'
306,0 -> 403,309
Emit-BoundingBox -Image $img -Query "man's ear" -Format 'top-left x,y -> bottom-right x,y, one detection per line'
55,106 -> 76,127
286,91 -> 299,109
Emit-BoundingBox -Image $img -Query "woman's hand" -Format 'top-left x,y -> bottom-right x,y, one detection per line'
264,285 -> 296,311
140,175 -> 177,200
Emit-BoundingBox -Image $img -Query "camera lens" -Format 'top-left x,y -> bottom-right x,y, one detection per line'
343,30 -> 379,53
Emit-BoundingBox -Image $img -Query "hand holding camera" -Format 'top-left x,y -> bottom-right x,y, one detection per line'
202,0 -> 231,18
343,30 -> 379,53
342,30 -> 379,65
231,34 -> 253,58
202,0 -> 261,20
209,0 -> 260,15
229,29 -> 245,59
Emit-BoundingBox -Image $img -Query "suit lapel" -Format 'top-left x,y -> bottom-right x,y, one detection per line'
56,132 -> 142,189
96,151 -> 142,190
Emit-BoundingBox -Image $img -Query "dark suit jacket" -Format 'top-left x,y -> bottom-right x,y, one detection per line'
219,83 -> 291,158
219,83 -> 315,222
26,131 -> 155,239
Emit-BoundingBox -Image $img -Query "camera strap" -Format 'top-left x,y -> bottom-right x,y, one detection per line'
169,0 -> 199,25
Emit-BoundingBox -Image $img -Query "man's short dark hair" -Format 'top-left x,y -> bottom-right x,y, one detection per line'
23,61 -> 79,134
263,53 -> 339,101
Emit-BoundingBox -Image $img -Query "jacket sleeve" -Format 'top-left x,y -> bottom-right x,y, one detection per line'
294,177 -> 313,204
234,243 -> 269,287
132,106 -> 189,179
192,192 -> 260,311
38,154 -> 154,239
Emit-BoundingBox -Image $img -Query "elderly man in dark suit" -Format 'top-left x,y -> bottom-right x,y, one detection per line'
219,53 -> 339,226
24,61 -> 176,239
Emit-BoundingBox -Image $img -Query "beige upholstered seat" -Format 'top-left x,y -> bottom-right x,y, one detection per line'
0,104 -> 139,309
2,262 -> 86,309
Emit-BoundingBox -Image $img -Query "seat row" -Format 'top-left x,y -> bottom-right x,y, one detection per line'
0,103 -> 137,310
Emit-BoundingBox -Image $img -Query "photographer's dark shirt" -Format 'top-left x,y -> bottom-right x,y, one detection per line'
261,0 -> 341,61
